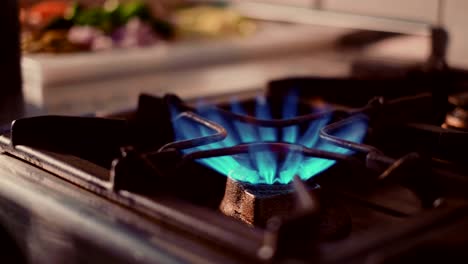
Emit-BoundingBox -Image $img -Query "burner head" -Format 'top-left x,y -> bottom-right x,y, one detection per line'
444,107 -> 468,130
220,178 -> 297,226
444,92 -> 468,130
220,178 -> 351,240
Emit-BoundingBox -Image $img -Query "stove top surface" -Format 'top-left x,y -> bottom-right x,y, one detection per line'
2,67 -> 468,263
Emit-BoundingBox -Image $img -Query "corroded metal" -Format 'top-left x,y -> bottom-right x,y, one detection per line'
220,178 -> 299,227
220,178 -> 352,240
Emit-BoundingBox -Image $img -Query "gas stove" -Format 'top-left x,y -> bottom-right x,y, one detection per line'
3,23 -> 468,263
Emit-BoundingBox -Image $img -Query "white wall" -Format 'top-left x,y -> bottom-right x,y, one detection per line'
324,0 -> 438,23
252,0 -> 468,68
322,0 -> 468,68
443,0 -> 468,68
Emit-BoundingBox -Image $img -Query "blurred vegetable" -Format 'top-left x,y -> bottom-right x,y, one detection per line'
73,7 -> 113,32
67,26 -> 104,47
65,2 -> 82,21
118,1 -> 152,24
22,30 -> 82,53
66,1 -> 161,33
27,0 -> 69,27
21,1 -> 255,54
173,6 -> 256,38
112,18 -> 158,48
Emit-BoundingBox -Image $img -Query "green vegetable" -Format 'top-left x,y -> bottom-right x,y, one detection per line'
65,2 -> 82,21
40,0 -> 174,38
67,1 -> 156,32
73,7 -> 114,32
117,1 -> 152,24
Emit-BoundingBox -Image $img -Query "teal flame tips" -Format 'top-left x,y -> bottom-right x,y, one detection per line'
171,96 -> 367,185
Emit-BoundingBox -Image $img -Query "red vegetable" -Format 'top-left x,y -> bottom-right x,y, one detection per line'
27,1 -> 69,27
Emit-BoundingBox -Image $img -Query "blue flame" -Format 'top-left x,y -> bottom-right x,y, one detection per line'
171,95 -> 367,185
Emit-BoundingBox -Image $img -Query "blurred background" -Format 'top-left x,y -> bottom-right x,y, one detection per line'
272,0 -> 468,68
14,0 -> 468,117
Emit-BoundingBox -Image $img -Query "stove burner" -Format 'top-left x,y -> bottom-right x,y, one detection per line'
220,178 -> 351,240
444,92 -> 468,130
4,63 -> 468,262
444,107 -> 468,129
170,94 -> 368,184
7,91 -> 449,210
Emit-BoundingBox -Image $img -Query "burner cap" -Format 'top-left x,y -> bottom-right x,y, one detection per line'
445,92 -> 468,130
220,178 -> 351,240
445,107 -> 468,130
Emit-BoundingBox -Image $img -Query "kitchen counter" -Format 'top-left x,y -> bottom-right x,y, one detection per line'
21,24 -> 429,117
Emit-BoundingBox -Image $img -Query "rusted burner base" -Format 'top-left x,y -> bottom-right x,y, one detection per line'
220,178 -> 351,240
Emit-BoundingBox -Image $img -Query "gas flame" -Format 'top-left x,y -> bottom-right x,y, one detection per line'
171,94 -> 367,184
